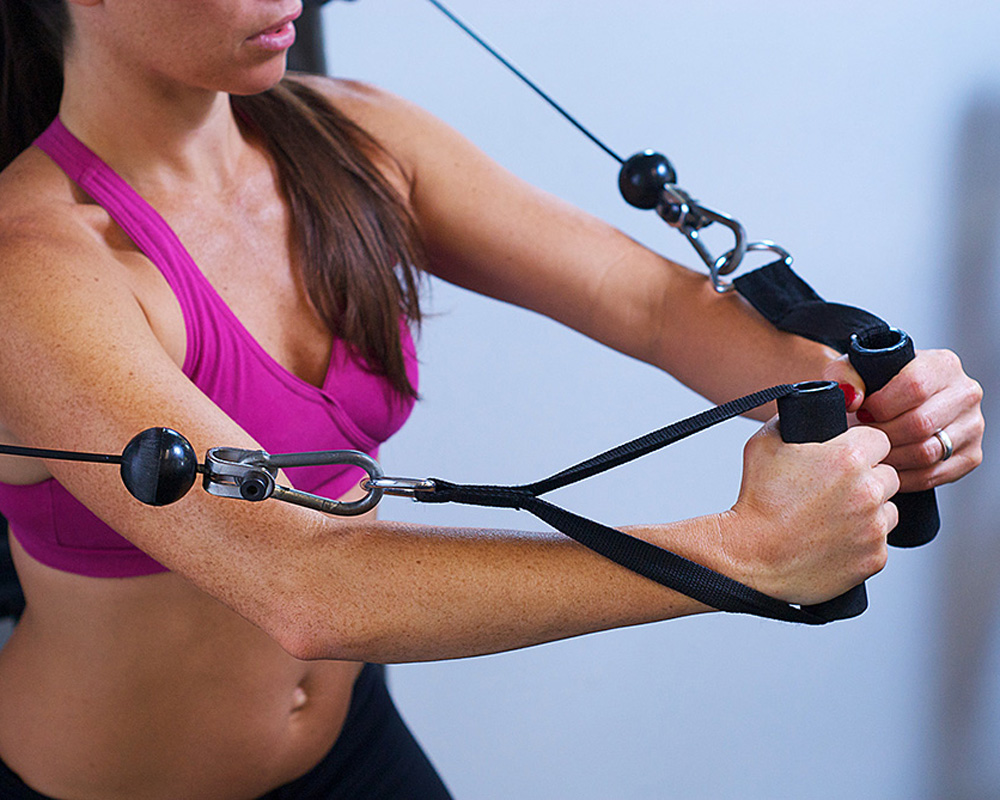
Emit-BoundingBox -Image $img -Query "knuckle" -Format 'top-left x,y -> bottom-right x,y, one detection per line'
967,447 -> 984,470
963,376 -> 985,407
858,475 -> 884,509
941,348 -> 964,373
907,471 -> 937,493
863,426 -> 891,451
917,437 -> 941,467
884,501 -> 900,535
909,409 -> 937,441
867,544 -> 889,576
971,414 -> 985,444
898,369 -> 932,404
880,464 -> 900,497
839,443 -> 869,474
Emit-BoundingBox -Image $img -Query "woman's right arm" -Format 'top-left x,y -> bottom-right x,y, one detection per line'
0,214 -> 896,663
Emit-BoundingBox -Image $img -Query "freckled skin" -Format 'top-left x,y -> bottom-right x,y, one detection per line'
0,1 -> 983,798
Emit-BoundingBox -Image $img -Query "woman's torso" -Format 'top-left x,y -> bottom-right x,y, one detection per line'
0,96 -> 410,799
1,536 -> 364,800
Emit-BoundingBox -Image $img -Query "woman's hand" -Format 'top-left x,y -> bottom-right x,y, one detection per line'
719,420 -> 899,606
823,349 -> 984,493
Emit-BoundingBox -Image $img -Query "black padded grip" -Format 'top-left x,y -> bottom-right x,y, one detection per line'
848,329 -> 940,548
778,381 -> 868,621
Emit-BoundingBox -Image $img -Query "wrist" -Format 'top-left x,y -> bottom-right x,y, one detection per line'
715,505 -> 799,602
636,511 -> 758,588
624,514 -> 750,617
714,508 -> 762,591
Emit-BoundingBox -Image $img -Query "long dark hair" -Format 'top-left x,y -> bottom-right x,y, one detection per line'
1,1 -> 424,398
0,0 -> 68,170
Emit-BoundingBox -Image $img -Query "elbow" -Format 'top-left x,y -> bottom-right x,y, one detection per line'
268,615 -> 333,663
263,599 -> 350,662
275,633 -> 343,664
231,521 -> 387,662
260,588 -> 374,663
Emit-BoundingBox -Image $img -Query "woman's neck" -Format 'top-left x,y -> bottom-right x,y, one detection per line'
59,55 -> 254,199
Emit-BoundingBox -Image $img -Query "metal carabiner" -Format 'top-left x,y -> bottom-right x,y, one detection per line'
203,447 -> 385,517
654,184 -> 748,293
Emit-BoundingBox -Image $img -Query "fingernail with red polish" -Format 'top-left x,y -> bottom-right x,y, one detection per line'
857,409 -> 876,424
838,383 -> 857,410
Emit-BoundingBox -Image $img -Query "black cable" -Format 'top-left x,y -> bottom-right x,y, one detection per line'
0,443 -> 121,465
423,0 -> 624,164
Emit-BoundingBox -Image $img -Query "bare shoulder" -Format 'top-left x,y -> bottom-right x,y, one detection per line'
287,74 -> 462,182
0,151 -> 152,423
0,145 -> 101,247
0,174 -> 94,471
0,151 -> 123,308
289,73 -> 426,131
0,211 -> 119,313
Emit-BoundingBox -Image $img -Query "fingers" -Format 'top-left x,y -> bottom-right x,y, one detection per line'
837,429 -> 899,526
832,423 -> 894,469
734,421 -> 898,605
820,355 -> 864,413
850,349 -> 984,491
756,417 -> 895,495
878,414 -> 972,469
872,463 -> 902,510
753,421 -> 898,508
858,353 -> 964,432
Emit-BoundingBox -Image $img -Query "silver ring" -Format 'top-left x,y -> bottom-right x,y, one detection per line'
933,429 -> 954,463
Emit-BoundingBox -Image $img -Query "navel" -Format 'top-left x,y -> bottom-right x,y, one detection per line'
290,683 -> 308,713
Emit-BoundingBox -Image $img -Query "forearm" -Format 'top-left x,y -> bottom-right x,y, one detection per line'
628,255 -> 838,414
340,84 -> 836,409
245,514 -> 727,663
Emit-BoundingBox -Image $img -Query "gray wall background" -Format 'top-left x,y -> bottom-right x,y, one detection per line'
320,2 -> 1000,799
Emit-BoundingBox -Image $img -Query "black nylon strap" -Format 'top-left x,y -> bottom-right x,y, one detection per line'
522,384 -> 793,496
735,260 -> 941,550
732,260 -> 887,353
524,498 -> 825,623
416,384 -> 828,625
410,262 -> 924,625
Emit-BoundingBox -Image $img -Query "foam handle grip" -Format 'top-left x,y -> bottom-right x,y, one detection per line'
778,381 -> 868,621
848,329 -> 940,548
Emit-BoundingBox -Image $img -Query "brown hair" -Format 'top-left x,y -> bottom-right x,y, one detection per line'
1,2 -> 424,398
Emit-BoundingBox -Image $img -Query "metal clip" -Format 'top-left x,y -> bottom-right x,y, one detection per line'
203,447 -> 385,517
363,476 -> 438,498
717,240 -> 794,276
656,184 -> 796,292
656,186 -> 748,293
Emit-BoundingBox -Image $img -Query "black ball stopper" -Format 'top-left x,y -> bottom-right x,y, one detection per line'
120,428 -> 198,506
618,150 -> 677,210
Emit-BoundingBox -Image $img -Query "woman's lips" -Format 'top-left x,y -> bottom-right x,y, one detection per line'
248,10 -> 301,51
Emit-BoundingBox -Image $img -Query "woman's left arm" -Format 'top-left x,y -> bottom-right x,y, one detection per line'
320,78 -> 984,491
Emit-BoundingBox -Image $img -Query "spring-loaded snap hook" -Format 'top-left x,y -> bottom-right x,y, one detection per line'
618,150 -> 755,292
203,447 -> 386,516
674,199 -> 748,293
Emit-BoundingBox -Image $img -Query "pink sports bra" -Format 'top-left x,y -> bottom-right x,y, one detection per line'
0,117 -> 418,578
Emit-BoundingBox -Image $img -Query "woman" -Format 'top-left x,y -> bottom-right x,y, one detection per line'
0,1 -> 983,798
